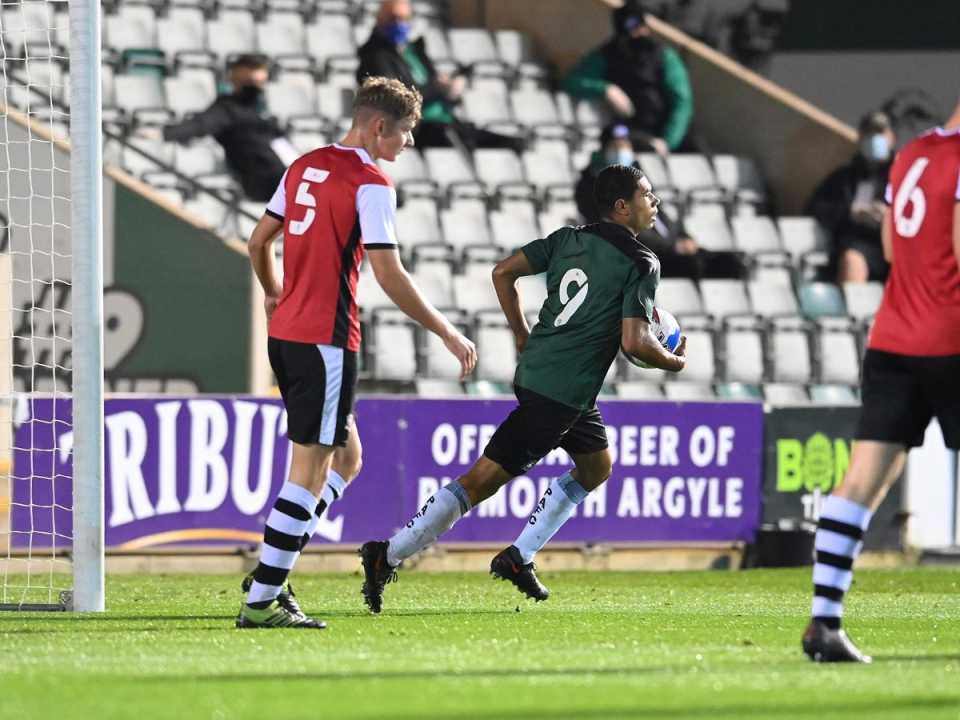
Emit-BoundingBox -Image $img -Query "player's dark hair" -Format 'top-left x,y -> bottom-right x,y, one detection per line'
353,76 -> 422,125
594,164 -> 646,214
228,53 -> 269,71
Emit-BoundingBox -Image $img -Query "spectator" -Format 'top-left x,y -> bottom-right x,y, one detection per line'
564,0 -> 693,155
143,54 -> 299,202
574,125 -> 743,280
809,111 -> 895,283
356,0 -> 523,151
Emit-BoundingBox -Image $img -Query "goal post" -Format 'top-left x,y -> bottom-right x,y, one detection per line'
68,0 -> 104,613
0,0 -> 104,612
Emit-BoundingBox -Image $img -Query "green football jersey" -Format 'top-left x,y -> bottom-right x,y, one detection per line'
514,222 -> 661,410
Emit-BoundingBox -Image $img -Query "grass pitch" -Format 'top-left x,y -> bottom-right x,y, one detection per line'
1,567 -> 959,719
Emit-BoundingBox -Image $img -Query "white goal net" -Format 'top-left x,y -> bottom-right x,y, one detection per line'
0,0 -> 103,611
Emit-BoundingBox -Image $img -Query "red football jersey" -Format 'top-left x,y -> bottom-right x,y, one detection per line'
264,144 -> 398,351
869,127 -> 960,356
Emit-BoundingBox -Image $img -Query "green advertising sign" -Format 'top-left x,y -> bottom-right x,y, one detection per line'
764,407 -> 903,550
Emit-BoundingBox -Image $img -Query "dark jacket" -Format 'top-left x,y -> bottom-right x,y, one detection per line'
356,29 -> 448,109
162,87 -> 286,202
808,155 -> 891,246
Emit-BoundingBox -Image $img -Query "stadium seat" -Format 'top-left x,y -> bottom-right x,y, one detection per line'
665,154 -> 724,201
684,206 -> 735,252
769,328 -> 812,383
490,201 -> 539,249
616,381 -> 665,399
732,215 -> 782,253
517,274 -> 548,315
809,384 -> 859,405
712,154 -> 766,203
422,26 -> 453,60
416,378 -> 464,396
509,89 -> 560,127
207,9 -> 257,59
157,6 -> 207,57
637,152 -> 672,191
441,199 -> 492,251
818,329 -> 860,385
258,11 -> 307,56
123,137 -> 173,177
422,321 -> 469,381
843,281 -> 884,321
448,28 -> 501,67
396,197 -> 443,249
164,69 -> 217,116
538,202 -> 580,235
523,146 -> 574,196
306,14 -> 356,63
721,328 -> 764,383
699,279 -> 752,321
799,282 -> 847,319
316,82 -> 354,120
663,382 -> 715,401
356,264 -> 394,315
290,130 -> 328,153
371,322 -> 417,380
574,98 -> 611,129
477,321 -> 517,382
747,279 -> 800,318
474,149 -> 528,196
715,382 -> 763,400
113,74 -> 165,113
752,263 -> 793,287
425,147 -> 481,197
452,273 -> 500,314
763,382 -> 809,405
174,141 -> 222,177
778,216 -> 829,262
411,260 -> 454,309
461,84 -> 513,126
655,277 -> 703,317
266,76 -> 318,123
105,5 -> 157,52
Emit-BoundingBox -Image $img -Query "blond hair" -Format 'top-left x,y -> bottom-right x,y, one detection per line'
353,76 -> 422,125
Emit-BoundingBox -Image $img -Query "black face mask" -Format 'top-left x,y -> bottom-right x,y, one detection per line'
234,84 -> 264,105
628,35 -> 657,52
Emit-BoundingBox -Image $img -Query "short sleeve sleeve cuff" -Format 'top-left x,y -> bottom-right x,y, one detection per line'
357,183 -> 399,248
265,171 -> 288,220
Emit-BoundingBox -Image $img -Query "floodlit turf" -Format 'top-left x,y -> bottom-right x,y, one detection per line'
1,567 -> 959,719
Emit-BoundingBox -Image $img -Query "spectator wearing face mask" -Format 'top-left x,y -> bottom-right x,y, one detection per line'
357,0 -> 523,152
575,125 -> 744,280
139,54 -> 299,202
808,111 -> 896,283
564,0 -> 693,156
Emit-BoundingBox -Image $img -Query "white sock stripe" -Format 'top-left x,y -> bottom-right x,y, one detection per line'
277,481 -> 319,513
821,495 -> 873,530
326,469 -> 347,496
260,545 -> 299,570
813,563 -> 854,591
317,345 -> 344,446
266,508 -> 312,537
815,528 -> 861,556
811,596 -> 844,618
247,580 -> 281,605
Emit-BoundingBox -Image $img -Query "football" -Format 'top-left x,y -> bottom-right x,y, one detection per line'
621,306 -> 682,368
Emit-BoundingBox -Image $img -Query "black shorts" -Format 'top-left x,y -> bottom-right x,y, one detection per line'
268,338 -> 357,447
483,385 -> 609,477
857,349 -> 960,449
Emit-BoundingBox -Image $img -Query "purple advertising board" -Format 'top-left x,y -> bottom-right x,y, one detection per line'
11,397 -> 763,549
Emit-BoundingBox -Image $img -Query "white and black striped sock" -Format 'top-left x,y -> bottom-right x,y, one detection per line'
299,470 -> 349,550
246,482 -> 318,608
811,495 -> 872,629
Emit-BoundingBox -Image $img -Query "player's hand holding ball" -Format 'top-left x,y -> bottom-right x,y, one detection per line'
621,306 -> 686,372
